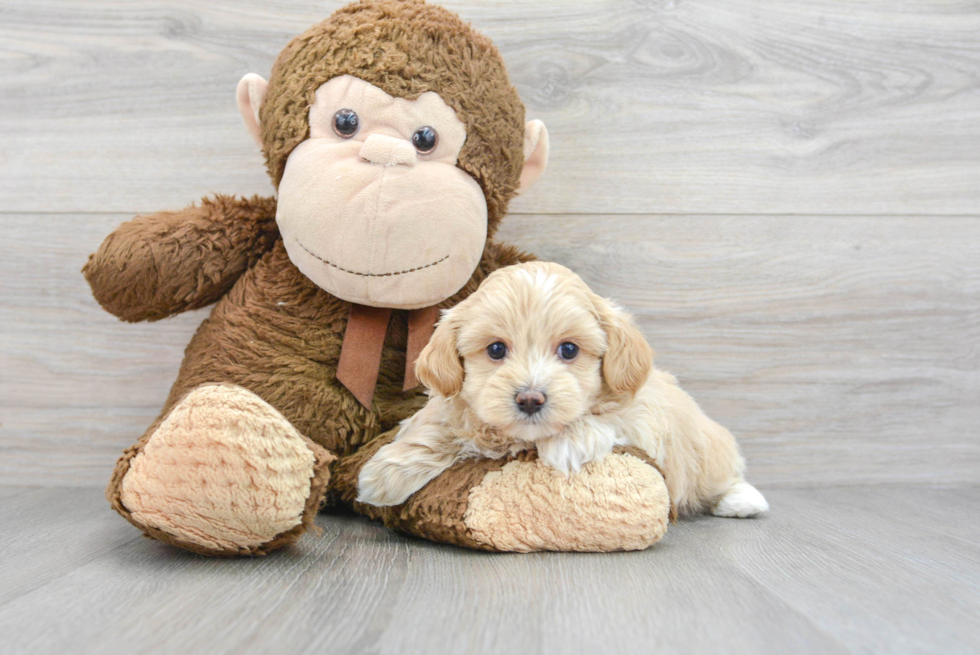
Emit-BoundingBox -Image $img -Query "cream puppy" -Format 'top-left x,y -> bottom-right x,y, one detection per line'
357,262 -> 768,519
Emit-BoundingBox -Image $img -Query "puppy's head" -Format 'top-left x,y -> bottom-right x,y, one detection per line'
415,262 -> 653,441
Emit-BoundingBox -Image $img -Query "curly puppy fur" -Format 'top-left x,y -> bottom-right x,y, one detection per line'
357,262 -> 770,519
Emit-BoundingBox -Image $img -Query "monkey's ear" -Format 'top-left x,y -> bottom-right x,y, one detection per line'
517,119 -> 549,194
415,309 -> 465,397
236,73 -> 269,149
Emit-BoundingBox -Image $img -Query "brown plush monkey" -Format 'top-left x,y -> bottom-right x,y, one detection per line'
84,0 -> 670,556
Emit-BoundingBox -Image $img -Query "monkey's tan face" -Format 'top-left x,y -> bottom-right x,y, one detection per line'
275,75 -> 488,309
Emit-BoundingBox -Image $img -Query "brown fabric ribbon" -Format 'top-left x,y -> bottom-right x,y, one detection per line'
336,303 -> 440,409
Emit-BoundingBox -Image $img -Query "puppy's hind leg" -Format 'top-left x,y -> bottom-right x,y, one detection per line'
712,479 -> 769,518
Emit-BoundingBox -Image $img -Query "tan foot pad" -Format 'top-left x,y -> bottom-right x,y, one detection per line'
464,453 -> 670,552
120,384 -> 321,553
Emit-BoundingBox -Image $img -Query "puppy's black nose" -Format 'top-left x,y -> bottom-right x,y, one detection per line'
515,390 -> 546,415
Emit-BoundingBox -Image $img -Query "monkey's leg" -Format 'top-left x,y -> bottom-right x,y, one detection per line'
107,384 -> 335,557
332,434 -> 671,553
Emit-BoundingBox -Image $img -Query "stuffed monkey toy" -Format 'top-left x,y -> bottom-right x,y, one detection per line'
84,0 -> 671,556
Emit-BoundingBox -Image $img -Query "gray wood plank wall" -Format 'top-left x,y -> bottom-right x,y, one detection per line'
1,0 -> 978,487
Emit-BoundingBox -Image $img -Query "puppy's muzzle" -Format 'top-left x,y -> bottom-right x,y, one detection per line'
515,389 -> 546,415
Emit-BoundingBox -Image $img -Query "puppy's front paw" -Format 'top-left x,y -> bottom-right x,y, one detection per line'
356,453 -> 407,507
356,432 -> 460,507
712,480 -> 769,518
537,418 -> 617,474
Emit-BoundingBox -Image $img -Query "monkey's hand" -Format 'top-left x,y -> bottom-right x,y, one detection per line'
334,431 -> 670,553
83,195 -> 278,321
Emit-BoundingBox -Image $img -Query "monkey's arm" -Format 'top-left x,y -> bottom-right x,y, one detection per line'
83,195 -> 279,322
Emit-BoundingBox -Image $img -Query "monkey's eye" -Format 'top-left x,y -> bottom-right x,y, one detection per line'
412,126 -> 438,153
332,109 -> 359,138
558,342 -> 579,361
487,342 -> 507,360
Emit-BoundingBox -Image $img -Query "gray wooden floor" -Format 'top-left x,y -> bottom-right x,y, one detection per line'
2,1 -> 979,653
0,485 -> 977,655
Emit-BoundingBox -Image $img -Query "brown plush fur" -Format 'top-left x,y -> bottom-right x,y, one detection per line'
85,0 -> 669,556
260,0 -> 526,236
84,195 -> 279,322
89,193 -> 532,552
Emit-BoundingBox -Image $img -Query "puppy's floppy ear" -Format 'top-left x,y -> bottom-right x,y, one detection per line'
592,294 -> 654,395
415,308 -> 464,397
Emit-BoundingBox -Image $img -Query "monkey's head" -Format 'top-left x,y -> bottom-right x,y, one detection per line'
236,0 -> 548,310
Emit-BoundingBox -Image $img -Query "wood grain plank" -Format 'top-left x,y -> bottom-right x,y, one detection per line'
0,487 -> 141,606
2,212 -> 978,487
717,486 -> 980,653
1,0 -> 979,215
0,486 -> 977,654
0,493 -> 413,654
0,486 -> 33,501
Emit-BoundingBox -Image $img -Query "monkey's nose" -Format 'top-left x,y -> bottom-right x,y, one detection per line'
515,390 -> 546,415
359,134 -> 418,167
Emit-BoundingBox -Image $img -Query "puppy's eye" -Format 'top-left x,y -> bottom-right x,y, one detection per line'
412,126 -> 438,153
487,341 -> 507,360
558,342 -> 579,361
333,109 -> 359,138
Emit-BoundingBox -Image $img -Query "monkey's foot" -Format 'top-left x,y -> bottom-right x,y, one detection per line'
336,437 -> 670,553
111,384 -> 335,556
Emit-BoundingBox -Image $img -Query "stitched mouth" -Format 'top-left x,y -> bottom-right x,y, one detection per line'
296,240 -> 448,278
